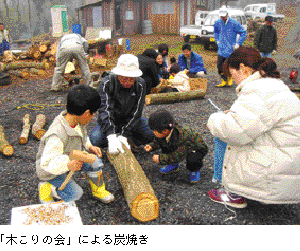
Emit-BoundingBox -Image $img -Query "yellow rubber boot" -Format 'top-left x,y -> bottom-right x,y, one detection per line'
88,171 -> 115,203
227,77 -> 233,86
38,182 -> 54,204
215,79 -> 228,88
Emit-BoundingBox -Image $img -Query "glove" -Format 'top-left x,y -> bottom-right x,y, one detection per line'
273,50 -> 277,54
233,44 -> 239,50
117,135 -> 131,150
216,41 -> 220,45
196,71 -> 205,77
107,134 -> 124,154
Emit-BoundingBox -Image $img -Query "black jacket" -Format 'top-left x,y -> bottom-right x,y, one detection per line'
254,24 -> 277,53
137,54 -> 160,95
97,73 -> 146,137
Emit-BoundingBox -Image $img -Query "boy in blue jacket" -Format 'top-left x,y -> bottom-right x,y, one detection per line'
214,10 -> 247,87
178,43 -> 207,78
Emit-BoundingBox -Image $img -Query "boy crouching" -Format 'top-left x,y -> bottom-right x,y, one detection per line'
36,84 -> 114,204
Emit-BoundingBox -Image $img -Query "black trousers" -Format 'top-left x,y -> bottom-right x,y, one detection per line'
186,151 -> 205,172
217,55 -> 228,81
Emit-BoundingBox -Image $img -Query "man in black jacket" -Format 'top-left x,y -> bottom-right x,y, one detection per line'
137,49 -> 160,95
90,54 -> 155,154
254,16 -> 278,58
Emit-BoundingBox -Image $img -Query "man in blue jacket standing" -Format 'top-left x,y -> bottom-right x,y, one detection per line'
178,43 -> 207,78
214,10 -> 247,87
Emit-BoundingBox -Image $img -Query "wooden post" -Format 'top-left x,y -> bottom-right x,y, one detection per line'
107,144 -> 159,222
0,125 -> 14,156
1,61 -> 50,71
32,114 -> 46,140
19,114 -> 31,145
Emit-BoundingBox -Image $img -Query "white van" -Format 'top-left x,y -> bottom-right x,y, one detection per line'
195,10 -> 210,26
200,7 -> 247,50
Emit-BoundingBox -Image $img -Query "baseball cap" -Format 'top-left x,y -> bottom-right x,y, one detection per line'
219,10 -> 228,17
265,16 -> 273,22
111,54 -> 143,77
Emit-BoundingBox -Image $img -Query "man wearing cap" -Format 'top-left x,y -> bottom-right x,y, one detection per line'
51,33 -> 92,91
90,54 -> 155,154
214,10 -> 247,87
254,16 -> 278,58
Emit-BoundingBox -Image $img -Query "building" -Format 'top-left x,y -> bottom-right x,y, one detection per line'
78,0 -> 238,36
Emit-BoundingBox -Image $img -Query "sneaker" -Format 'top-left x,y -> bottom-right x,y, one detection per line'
190,171 -> 200,183
208,188 -> 247,209
160,164 -> 179,174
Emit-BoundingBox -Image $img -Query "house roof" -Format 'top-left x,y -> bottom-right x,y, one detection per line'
79,0 -> 102,10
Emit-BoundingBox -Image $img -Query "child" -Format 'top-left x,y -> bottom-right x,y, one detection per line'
144,109 -> 208,183
36,84 -> 114,204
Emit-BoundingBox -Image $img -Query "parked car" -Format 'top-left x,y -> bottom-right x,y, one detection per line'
200,6 -> 247,50
195,10 -> 210,26
244,3 -> 285,22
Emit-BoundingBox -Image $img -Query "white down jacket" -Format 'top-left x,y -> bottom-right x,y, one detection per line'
207,71 -> 300,204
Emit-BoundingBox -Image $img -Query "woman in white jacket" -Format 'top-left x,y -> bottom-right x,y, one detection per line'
207,47 -> 300,208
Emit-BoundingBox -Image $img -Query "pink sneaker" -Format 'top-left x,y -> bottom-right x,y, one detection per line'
208,189 -> 247,209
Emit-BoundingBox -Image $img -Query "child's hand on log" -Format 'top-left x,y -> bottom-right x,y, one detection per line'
67,160 -> 83,172
89,145 -> 102,158
152,154 -> 160,163
144,145 -> 153,152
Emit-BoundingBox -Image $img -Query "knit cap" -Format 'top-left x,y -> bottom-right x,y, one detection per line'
148,109 -> 175,132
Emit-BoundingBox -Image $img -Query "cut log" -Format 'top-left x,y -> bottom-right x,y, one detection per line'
33,50 -> 42,60
107,144 -> 159,222
32,114 -> 46,140
0,125 -> 14,156
19,114 -> 31,145
27,68 -> 45,76
39,41 -> 51,53
8,70 -> 30,79
3,50 -> 16,62
26,44 -> 40,59
49,40 -> 58,56
145,89 -> 206,105
1,61 -> 50,71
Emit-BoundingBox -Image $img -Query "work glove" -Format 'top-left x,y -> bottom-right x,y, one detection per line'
107,134 -> 124,154
216,41 -> 220,45
233,44 -> 239,50
117,135 -> 131,150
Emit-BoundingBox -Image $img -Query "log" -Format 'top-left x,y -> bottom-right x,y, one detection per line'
27,68 -> 45,76
145,89 -> 206,105
32,114 -> 46,140
3,50 -> 16,62
39,41 -> 51,53
19,114 -> 31,144
33,50 -> 42,60
26,44 -> 40,59
0,125 -> 14,156
8,70 -> 30,79
1,61 -> 50,71
107,144 -> 159,222
50,40 -> 58,56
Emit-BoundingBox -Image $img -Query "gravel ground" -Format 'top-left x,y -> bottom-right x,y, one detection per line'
1,12 -> 300,225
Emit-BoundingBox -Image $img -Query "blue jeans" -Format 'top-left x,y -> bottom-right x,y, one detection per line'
90,117 -> 155,147
0,40 -> 10,55
48,162 -> 102,202
260,52 -> 272,58
213,137 -> 227,182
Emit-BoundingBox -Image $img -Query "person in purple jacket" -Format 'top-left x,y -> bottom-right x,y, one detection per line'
177,43 -> 207,78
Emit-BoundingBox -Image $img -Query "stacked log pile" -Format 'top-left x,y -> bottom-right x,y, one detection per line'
0,40 -> 58,79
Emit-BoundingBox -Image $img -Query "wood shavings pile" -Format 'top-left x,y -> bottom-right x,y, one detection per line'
21,204 -> 73,225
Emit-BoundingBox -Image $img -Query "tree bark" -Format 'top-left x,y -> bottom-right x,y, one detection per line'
145,89 -> 206,105
0,125 -> 14,156
107,144 -> 159,222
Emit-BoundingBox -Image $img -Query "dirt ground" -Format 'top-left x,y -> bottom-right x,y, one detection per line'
1,9 -> 300,226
